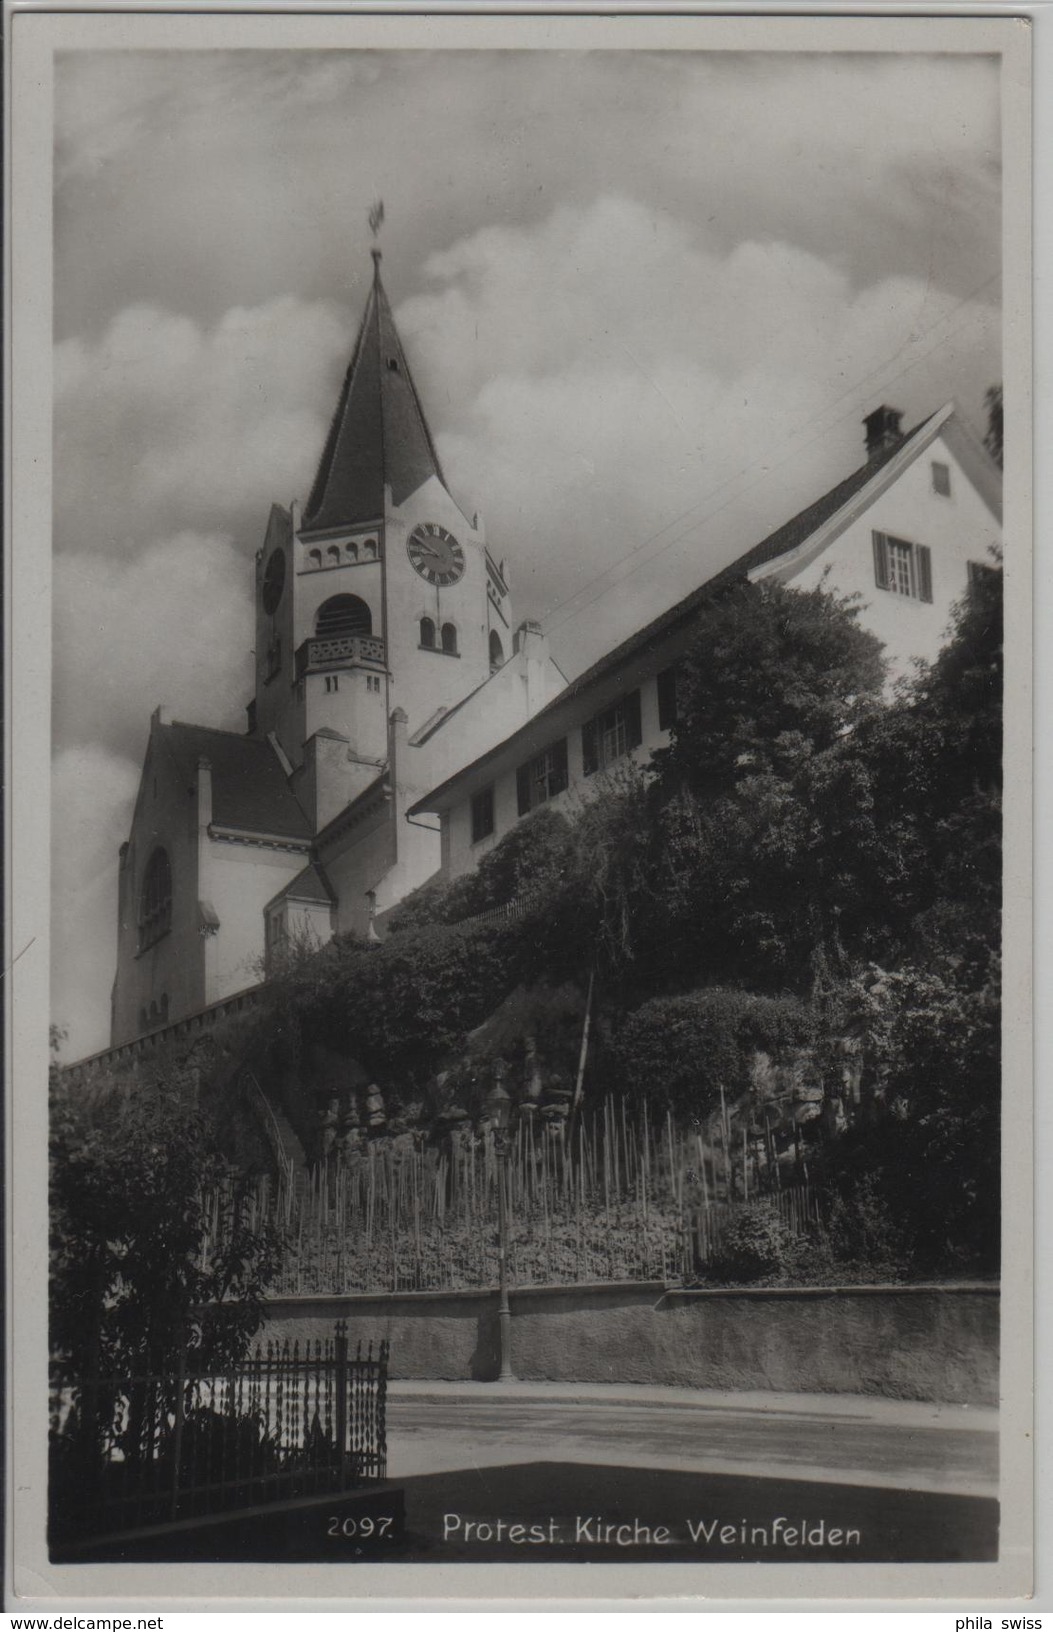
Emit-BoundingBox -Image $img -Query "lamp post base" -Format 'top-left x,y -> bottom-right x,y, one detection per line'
497,1297 -> 515,1382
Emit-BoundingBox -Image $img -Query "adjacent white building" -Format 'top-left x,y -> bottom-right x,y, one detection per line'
409,403 -> 1002,882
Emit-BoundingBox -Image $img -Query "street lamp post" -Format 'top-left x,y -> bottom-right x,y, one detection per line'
486,1075 -> 515,1382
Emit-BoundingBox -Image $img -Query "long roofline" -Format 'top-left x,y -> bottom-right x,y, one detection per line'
410,403 -> 996,815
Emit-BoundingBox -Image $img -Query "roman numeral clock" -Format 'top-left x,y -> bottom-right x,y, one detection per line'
407,522 -> 465,587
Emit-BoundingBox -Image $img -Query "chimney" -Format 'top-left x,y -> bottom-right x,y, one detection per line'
513,621 -> 551,718
863,405 -> 904,461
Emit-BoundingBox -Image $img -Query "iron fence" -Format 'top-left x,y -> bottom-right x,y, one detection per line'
49,1323 -> 387,1543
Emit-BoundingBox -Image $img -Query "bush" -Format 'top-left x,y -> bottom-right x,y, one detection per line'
609,988 -> 812,1120
704,1203 -> 797,1285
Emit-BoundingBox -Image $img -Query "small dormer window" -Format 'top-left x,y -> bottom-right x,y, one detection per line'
386,358 -> 400,373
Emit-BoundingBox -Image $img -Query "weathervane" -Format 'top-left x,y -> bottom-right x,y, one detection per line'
369,198 -> 385,264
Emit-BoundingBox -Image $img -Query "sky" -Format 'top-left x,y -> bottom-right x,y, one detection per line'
51,46 -> 1002,1058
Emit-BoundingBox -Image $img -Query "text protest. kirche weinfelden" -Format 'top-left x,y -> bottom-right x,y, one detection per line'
442,1514 -> 864,1550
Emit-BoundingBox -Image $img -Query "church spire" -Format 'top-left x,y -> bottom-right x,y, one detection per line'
302,245 -> 447,535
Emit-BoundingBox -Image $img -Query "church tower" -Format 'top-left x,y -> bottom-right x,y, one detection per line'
250,248 -> 513,831
110,239 -> 557,1045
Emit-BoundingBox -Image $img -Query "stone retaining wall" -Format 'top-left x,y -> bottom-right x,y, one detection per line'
259,1280 -> 999,1405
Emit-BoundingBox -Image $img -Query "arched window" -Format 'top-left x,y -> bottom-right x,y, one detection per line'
419,616 -> 436,649
308,548 -> 322,569
138,847 -> 172,950
441,622 -> 458,655
362,538 -> 377,561
315,595 -> 372,639
345,541 -> 359,562
489,629 -> 504,671
326,544 -> 341,566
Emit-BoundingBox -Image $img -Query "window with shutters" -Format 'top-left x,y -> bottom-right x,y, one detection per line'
872,532 -> 933,603
516,739 -> 569,814
582,690 -> 643,776
656,667 -> 679,731
471,785 -> 495,843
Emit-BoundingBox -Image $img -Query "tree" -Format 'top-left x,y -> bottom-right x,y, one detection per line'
50,1074 -> 282,1378
658,577 -> 886,798
646,578 -> 888,989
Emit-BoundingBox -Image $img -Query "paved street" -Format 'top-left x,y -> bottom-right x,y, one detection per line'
383,1381 -> 999,1564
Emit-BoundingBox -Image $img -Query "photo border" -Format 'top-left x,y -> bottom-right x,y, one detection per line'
5,3 -> 1036,1609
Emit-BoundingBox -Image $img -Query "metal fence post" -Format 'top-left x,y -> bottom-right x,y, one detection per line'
169,1337 -> 187,1521
334,1320 -> 348,1483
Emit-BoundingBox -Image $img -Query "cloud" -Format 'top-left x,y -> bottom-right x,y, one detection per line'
49,47 -> 1001,1054
54,50 -> 999,340
53,530 -> 254,759
51,743 -> 142,1057
54,295 -> 349,555
399,196 -> 999,658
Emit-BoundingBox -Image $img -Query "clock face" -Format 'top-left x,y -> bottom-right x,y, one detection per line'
407,523 -> 465,587
262,548 -> 286,615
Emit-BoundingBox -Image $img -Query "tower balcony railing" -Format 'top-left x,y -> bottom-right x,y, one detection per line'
295,632 -> 386,677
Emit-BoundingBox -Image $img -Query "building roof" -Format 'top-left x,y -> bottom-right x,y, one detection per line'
271,862 -> 336,906
302,254 -> 448,533
548,407 -> 942,714
409,404 -> 988,815
156,721 -> 312,840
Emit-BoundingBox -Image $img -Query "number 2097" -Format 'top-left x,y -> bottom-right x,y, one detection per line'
327,1514 -> 394,1538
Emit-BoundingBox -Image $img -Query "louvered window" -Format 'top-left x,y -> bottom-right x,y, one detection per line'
582,690 -> 643,776
316,595 -> 372,637
872,532 -> 933,603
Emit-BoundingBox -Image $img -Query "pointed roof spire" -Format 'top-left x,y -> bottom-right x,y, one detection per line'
303,242 -> 447,534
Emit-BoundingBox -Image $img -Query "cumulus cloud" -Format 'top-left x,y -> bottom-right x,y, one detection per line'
54,295 -> 349,554
49,46 -> 1001,1055
401,197 -> 999,658
53,530 -> 254,758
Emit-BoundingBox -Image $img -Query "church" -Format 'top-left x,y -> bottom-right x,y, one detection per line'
109,249 -> 1002,1049
109,248 -> 565,1045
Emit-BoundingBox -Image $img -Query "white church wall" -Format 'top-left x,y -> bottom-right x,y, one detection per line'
111,732 -> 206,1044
203,839 -> 309,1005
383,475 -> 495,735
